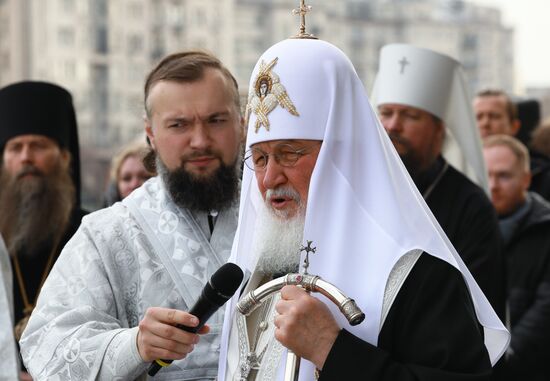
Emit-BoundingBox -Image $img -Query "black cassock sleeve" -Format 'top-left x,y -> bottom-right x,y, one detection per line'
501,258 -> 550,378
319,254 -> 493,381
427,169 -> 506,321
443,190 -> 505,321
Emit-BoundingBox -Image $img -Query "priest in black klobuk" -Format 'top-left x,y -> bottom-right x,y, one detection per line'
0,81 -> 87,374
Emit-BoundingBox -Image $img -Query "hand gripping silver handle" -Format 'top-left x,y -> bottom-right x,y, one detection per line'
237,273 -> 365,325
236,273 -> 365,381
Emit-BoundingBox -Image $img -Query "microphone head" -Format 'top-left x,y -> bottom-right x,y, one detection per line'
207,263 -> 244,305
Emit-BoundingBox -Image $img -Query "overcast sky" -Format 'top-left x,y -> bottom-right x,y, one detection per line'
468,0 -> 550,91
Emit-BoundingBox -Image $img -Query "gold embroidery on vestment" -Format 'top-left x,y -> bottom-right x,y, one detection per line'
245,57 -> 299,133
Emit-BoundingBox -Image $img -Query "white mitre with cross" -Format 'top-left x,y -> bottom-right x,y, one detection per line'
218,16 -> 508,381
371,43 -> 489,193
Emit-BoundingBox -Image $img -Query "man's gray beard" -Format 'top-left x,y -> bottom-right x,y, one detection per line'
0,162 -> 75,258
252,190 -> 305,275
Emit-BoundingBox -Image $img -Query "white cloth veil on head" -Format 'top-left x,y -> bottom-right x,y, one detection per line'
218,38 -> 508,380
371,43 -> 489,193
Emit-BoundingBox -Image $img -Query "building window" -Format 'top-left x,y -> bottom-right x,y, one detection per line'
64,60 -> 76,79
90,64 -> 109,145
95,27 -> 108,54
91,0 -> 108,54
167,3 -> 184,25
128,66 -> 143,82
195,7 -> 206,25
129,2 -> 143,19
150,27 -> 164,60
128,34 -> 143,54
462,34 -> 478,50
58,27 -> 75,47
61,0 -> 74,13
130,3 -> 143,20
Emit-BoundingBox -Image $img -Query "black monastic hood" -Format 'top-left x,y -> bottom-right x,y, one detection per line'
0,81 -> 82,205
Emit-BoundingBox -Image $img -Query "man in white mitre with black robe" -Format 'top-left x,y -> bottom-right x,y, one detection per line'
218,14 -> 509,381
371,44 -> 505,321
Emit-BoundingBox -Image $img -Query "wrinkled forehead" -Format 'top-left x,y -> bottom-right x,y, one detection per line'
475,94 -> 508,109
378,103 -> 429,114
5,134 -> 60,148
250,139 -> 322,150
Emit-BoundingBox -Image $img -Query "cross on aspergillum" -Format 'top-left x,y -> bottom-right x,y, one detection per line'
300,240 -> 316,274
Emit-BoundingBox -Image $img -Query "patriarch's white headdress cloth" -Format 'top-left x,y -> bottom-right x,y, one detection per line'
218,38 -> 508,380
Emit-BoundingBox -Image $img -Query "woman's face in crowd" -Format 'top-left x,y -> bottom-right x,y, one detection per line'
118,155 -> 153,199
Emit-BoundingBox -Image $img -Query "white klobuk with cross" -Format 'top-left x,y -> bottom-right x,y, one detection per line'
398,56 -> 410,74
372,43 -> 490,193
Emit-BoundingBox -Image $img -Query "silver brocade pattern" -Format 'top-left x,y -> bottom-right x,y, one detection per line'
380,250 -> 422,329
19,177 -> 238,380
236,293 -> 284,381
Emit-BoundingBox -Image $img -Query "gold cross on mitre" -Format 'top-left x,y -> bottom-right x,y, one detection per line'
291,0 -> 318,39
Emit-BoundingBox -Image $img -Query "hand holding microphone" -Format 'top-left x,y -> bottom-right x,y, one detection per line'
143,263 -> 244,377
137,308 -> 207,364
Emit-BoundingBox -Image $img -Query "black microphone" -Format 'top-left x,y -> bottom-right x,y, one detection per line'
148,262 -> 244,377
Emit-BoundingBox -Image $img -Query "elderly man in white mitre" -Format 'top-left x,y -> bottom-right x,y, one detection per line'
217,31 -> 509,381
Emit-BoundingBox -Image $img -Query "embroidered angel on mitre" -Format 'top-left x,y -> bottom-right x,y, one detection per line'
245,57 -> 299,133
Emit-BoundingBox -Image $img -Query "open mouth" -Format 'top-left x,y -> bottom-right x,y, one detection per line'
269,196 -> 293,209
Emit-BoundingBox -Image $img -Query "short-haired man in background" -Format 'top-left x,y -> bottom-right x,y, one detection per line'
475,89 -> 550,201
474,90 -> 521,138
483,135 -> 550,381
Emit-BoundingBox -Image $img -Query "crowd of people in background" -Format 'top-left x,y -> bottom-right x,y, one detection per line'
1,25 -> 550,381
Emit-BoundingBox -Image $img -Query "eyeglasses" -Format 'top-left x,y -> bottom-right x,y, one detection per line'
244,143 -> 320,171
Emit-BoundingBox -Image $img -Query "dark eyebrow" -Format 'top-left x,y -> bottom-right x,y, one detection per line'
206,111 -> 231,120
164,116 -> 190,125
